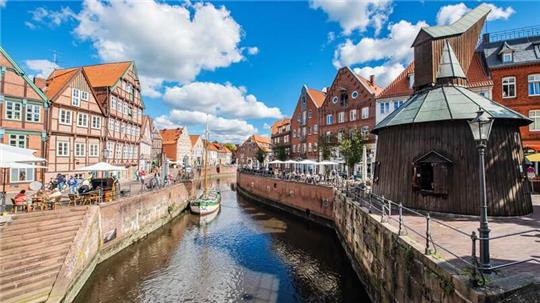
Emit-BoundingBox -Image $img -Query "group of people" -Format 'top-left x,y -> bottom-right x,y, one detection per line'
48,173 -> 94,195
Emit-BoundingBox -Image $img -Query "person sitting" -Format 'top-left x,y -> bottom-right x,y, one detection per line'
14,190 -> 29,205
78,179 -> 91,194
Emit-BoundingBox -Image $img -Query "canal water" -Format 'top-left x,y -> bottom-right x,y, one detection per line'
74,177 -> 369,303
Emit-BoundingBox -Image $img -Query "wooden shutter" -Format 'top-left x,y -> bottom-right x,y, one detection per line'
433,163 -> 448,196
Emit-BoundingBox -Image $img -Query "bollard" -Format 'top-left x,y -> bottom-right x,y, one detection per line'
470,231 -> 479,283
425,213 -> 432,255
398,203 -> 406,236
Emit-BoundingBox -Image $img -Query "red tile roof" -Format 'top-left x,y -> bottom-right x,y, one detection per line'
307,88 -> 326,108
82,61 -> 132,88
251,135 -> 271,145
271,118 -> 291,135
160,128 -> 183,144
378,53 -> 492,99
189,135 -> 201,146
45,68 -> 79,99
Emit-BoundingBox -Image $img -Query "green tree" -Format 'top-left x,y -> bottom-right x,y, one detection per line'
255,149 -> 267,166
274,145 -> 287,161
339,130 -> 365,177
223,143 -> 237,153
318,133 -> 335,161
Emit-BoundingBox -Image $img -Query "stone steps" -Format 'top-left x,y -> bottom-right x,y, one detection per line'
0,207 -> 88,303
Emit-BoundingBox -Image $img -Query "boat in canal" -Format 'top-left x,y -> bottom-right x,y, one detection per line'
190,121 -> 221,216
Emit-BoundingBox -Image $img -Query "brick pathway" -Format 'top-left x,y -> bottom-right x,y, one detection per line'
376,195 -> 540,280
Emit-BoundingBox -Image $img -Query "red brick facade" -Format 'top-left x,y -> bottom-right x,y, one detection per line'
319,67 -> 381,156
290,86 -> 325,160
270,118 -> 291,157
490,64 -> 540,151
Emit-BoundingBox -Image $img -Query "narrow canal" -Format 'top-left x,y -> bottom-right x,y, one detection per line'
74,177 -> 369,302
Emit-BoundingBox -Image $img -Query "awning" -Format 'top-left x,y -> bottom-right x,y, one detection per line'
526,153 -> 540,162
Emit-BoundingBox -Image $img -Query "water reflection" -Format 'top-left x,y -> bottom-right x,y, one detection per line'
74,177 -> 369,303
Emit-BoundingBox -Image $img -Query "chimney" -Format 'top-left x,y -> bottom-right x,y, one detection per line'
33,77 -> 47,91
369,75 -> 375,85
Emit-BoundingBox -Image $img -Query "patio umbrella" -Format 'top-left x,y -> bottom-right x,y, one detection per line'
0,143 -> 46,163
268,160 -> 284,164
75,162 -> 127,171
526,153 -> 540,162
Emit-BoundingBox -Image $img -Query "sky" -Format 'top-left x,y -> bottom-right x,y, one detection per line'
0,0 -> 538,143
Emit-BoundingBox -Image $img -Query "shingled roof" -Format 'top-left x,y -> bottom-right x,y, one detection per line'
160,128 -> 183,144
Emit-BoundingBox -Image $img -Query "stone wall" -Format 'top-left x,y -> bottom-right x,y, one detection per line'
333,192 -> 479,303
52,182 -> 194,302
237,173 -> 335,225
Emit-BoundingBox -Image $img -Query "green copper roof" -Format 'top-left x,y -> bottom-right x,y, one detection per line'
437,40 -> 466,79
421,4 -> 491,39
372,85 -> 531,133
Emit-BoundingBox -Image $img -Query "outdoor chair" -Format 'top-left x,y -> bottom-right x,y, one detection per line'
11,198 -> 31,213
68,194 -> 83,206
32,197 -> 47,211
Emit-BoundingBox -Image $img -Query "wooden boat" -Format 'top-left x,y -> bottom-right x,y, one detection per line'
190,121 -> 221,215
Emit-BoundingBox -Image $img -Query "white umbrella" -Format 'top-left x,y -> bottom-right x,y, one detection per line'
284,160 -> 297,164
0,162 -> 46,169
0,143 -> 46,163
268,160 -> 284,164
317,160 -> 338,165
76,162 -> 127,171
299,159 -> 317,164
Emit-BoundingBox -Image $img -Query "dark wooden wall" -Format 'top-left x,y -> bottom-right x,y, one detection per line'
373,120 -> 533,216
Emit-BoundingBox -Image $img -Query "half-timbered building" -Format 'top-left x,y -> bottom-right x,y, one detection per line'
0,47 -> 49,192
44,67 -> 106,180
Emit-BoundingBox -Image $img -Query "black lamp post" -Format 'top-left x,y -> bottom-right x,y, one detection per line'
467,108 -> 494,273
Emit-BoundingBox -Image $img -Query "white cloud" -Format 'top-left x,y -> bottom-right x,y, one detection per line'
436,3 -> 515,25
139,76 -> 163,98
0,0 -> 6,8
353,62 -> 405,88
29,6 -> 76,27
154,110 -> 257,143
333,20 -> 428,68
247,47 -> 259,55
263,123 -> 271,130
310,0 -> 392,35
75,0 -> 248,87
25,59 -> 59,78
163,82 -> 283,119
25,21 -> 36,29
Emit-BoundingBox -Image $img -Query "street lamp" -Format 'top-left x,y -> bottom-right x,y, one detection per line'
467,108 -> 494,273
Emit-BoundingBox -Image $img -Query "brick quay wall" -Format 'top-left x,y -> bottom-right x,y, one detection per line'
236,172 -> 528,303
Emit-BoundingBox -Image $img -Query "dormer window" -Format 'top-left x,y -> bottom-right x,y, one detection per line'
502,52 -> 513,63
340,92 -> 348,107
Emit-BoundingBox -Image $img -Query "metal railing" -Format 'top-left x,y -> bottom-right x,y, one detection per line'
486,25 -> 540,43
339,184 -> 540,285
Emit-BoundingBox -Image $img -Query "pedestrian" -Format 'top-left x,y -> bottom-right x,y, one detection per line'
68,175 -> 78,194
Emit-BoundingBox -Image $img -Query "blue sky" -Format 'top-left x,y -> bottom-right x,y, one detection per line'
1,0 -> 538,142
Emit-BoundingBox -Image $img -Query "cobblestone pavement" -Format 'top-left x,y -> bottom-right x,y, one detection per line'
377,195 -> 540,280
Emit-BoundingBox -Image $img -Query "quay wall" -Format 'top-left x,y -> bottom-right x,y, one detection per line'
236,172 -> 501,303
236,173 -> 334,226
50,182 -> 195,303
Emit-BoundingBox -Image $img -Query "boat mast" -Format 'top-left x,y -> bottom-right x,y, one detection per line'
203,118 -> 209,197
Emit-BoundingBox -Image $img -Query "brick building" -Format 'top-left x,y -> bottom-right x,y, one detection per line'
270,118 -> 291,159
160,127 -> 191,167
290,86 -> 325,160
237,135 -> 271,168
0,47 -> 49,192
319,67 -> 382,172
482,28 -> 540,151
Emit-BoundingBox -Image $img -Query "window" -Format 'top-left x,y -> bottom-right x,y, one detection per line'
59,109 -> 72,125
326,114 -> 333,125
332,96 -> 338,104
502,52 -> 513,63
529,74 -> 540,96
10,166 -> 34,183
72,88 -> 80,106
361,126 -> 369,136
338,112 -> 345,123
302,96 -> 306,105
5,101 -> 22,120
302,111 -> 307,125
340,93 -> 348,107
26,104 -> 41,122
313,124 -> 318,134
361,107 -> 369,119
348,109 -> 356,121
111,96 -> 117,110
308,110 -> 312,119
89,144 -> 99,157
9,134 -> 26,148
81,91 -> 89,101
529,110 -> 540,131
351,91 -> 359,99
502,76 -> 516,98
123,103 -> 129,115
75,143 -> 86,157
116,144 -> 123,159
106,142 -> 113,159
412,151 -> 451,197
57,141 -> 69,156
379,101 -> 390,115
91,116 -> 102,129
77,113 -> 88,127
